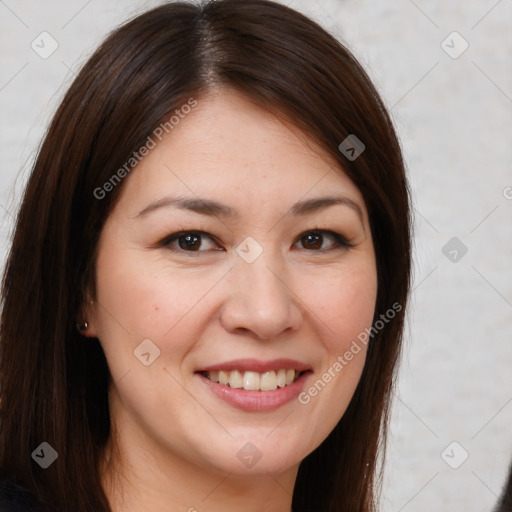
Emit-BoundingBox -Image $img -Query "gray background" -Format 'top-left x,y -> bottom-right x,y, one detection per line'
1,0 -> 511,510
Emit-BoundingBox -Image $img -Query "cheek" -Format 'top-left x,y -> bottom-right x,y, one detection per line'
304,264 -> 378,354
93,243 -> 230,371
93,250 -> 211,415
291,263 -> 377,449
96,247 -> 191,334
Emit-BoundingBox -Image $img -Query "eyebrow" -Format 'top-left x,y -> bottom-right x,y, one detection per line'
135,194 -> 364,224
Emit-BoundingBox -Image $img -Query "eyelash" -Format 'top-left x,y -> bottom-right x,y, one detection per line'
158,228 -> 354,255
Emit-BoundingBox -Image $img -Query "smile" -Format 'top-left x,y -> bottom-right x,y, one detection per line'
195,358 -> 312,412
202,369 -> 302,391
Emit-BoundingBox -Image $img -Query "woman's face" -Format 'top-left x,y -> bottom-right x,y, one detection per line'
87,89 -> 377,479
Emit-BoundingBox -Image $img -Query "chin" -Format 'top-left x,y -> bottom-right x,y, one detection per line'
193,429 -> 312,477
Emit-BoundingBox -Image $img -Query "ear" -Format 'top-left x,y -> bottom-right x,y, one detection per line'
77,293 -> 99,338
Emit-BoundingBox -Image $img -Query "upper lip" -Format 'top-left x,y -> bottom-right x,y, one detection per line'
196,358 -> 312,373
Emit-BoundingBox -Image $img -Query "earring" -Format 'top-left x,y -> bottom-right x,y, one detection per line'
77,300 -> 94,333
77,321 -> 88,332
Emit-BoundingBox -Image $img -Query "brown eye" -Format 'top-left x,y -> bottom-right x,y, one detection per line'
296,230 -> 351,251
178,233 -> 201,251
161,231 -> 219,253
301,232 -> 322,250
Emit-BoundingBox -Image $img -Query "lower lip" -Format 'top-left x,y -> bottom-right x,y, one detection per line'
197,372 -> 311,412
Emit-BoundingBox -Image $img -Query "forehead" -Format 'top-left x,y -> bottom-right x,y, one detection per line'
116,89 -> 366,216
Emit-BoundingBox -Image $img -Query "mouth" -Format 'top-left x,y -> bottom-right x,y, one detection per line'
195,359 -> 312,412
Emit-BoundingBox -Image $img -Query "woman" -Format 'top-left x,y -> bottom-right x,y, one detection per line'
0,1 -> 411,511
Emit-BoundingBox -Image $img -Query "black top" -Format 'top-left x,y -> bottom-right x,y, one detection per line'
0,481 -> 42,512
496,463 -> 512,512
2,475 -> 510,512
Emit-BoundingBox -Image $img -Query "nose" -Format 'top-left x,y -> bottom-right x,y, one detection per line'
219,252 -> 303,341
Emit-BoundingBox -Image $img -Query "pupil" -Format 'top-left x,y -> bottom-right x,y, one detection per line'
180,234 -> 200,250
305,233 -> 321,249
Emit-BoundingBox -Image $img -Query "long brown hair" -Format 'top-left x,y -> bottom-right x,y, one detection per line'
0,1 -> 411,510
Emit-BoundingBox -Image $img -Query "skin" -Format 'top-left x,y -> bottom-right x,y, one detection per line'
83,88 -> 378,512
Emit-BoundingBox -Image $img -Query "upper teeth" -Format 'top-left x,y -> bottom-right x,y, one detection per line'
205,369 -> 298,391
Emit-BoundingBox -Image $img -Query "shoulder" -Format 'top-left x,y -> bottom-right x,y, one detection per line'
0,480 -> 42,512
496,463 -> 512,512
